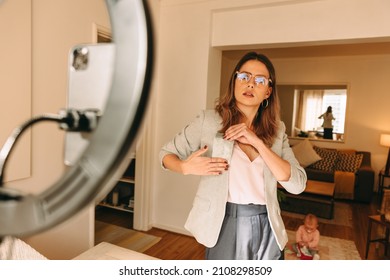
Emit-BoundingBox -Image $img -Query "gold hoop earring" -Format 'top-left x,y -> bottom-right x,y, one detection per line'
262,99 -> 269,108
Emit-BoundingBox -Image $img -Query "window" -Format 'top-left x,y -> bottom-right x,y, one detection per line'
321,90 -> 346,133
299,88 -> 347,136
278,84 -> 348,141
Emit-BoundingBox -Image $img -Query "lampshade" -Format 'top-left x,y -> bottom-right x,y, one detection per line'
380,134 -> 390,147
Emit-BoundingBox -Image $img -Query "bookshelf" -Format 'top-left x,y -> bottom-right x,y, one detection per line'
98,155 -> 136,214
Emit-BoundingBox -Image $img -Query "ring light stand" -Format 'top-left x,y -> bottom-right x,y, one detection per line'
0,0 -> 153,237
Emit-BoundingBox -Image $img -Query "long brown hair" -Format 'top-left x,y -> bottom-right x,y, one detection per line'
215,52 -> 280,147
326,106 -> 332,116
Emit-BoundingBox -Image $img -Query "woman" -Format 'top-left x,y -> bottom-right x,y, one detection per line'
318,106 -> 335,140
159,52 -> 306,260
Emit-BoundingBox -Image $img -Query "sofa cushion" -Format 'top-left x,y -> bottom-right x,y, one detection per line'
335,152 -> 363,173
291,139 -> 322,167
308,146 -> 339,172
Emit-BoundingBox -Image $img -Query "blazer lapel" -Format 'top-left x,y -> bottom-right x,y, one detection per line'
211,133 -> 234,161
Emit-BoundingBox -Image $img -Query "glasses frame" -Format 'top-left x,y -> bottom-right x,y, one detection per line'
235,71 -> 272,87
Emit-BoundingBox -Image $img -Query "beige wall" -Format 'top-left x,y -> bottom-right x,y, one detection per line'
5,0 -> 110,259
221,47 -> 390,173
1,0 -> 162,260
0,0 -> 31,182
3,0 -> 390,259
151,0 -> 390,235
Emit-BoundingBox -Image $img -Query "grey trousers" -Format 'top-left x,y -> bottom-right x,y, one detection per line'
205,202 -> 282,260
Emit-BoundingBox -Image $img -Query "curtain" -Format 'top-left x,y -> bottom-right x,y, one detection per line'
297,90 -> 324,131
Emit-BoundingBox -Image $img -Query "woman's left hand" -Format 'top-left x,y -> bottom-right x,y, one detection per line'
224,123 -> 258,145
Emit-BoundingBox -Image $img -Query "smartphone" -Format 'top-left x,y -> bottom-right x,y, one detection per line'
64,43 -> 115,166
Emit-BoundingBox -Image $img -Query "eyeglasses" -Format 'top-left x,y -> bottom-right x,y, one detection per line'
236,71 -> 272,87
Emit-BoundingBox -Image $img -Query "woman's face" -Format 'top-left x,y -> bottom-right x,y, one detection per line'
234,59 -> 272,112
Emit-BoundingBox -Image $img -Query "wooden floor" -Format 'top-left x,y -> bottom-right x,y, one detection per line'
95,194 -> 389,260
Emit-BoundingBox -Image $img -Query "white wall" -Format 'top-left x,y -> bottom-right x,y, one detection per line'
150,0 -> 390,235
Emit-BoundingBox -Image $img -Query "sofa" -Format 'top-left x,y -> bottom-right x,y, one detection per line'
291,139 -> 375,203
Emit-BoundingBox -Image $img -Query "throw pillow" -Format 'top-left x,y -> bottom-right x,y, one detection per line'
308,146 -> 339,172
335,152 -> 363,173
291,139 -> 321,167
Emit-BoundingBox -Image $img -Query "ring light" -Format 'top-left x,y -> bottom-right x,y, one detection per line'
0,0 -> 153,237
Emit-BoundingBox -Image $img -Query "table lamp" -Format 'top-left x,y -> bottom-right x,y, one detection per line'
380,133 -> 390,175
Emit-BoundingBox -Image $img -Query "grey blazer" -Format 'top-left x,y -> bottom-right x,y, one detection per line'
160,110 -> 307,249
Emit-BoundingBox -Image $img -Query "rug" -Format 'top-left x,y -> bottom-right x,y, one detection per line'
95,221 -> 161,253
282,202 -> 353,227
284,230 -> 361,260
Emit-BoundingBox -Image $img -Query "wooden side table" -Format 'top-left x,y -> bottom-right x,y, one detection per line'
365,215 -> 390,259
278,180 -> 335,219
378,170 -> 390,203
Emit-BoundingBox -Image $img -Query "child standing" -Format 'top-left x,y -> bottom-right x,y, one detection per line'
295,213 -> 320,260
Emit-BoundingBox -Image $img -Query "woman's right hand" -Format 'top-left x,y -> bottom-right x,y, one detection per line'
181,145 -> 229,176
162,146 -> 229,176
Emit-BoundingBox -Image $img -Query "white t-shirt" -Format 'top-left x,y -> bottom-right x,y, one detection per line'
227,143 -> 266,205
